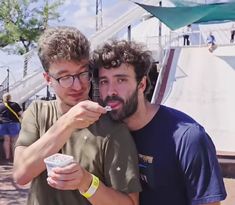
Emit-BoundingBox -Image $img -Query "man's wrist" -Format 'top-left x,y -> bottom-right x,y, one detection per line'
79,174 -> 100,198
79,172 -> 93,193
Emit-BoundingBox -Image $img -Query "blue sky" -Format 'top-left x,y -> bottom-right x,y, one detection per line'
55,0 -> 134,37
54,0 -> 235,37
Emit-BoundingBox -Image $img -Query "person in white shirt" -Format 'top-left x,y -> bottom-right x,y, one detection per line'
183,25 -> 191,46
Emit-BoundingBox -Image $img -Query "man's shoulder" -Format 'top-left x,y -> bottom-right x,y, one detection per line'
23,100 -> 58,119
8,101 -> 21,110
28,100 -> 56,110
159,105 -> 206,139
91,114 -> 131,139
159,105 -> 196,123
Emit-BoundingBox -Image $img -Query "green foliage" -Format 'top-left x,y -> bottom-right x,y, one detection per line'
0,0 -> 64,53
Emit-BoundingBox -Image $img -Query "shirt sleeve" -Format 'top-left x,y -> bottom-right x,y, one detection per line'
15,101 -> 40,147
178,124 -> 227,205
103,123 -> 142,193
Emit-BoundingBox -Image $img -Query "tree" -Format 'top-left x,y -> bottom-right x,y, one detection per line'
0,0 -> 64,77
0,0 -> 64,54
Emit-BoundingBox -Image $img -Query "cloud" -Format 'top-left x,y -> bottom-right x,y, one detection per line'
57,0 -> 136,36
59,0 -> 96,35
102,1 -> 133,26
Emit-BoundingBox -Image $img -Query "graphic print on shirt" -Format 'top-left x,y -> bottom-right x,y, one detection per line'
138,153 -> 157,190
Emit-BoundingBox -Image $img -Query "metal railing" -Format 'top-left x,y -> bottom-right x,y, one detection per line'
146,27 -> 234,51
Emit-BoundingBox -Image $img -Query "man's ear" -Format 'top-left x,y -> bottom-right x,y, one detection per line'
43,72 -> 52,85
138,76 -> 147,92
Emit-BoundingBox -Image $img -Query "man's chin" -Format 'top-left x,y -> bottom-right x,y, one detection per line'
66,99 -> 84,107
70,96 -> 89,104
109,110 -> 124,121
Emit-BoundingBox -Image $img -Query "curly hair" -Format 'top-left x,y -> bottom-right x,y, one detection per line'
91,40 -> 153,95
38,26 -> 90,72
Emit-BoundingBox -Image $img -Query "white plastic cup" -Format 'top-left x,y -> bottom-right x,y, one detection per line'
44,153 -> 74,175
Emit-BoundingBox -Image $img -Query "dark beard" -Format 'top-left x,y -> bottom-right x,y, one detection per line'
102,87 -> 138,121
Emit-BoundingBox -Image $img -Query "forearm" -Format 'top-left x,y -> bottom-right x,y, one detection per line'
13,115 -> 74,185
80,171 -> 138,205
47,164 -> 139,205
88,182 -> 138,205
201,203 -> 220,205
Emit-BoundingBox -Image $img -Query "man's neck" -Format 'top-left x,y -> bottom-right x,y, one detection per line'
124,100 -> 160,131
56,99 -> 72,114
56,97 -> 91,114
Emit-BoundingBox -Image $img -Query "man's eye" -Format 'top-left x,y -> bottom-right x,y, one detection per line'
80,72 -> 89,78
99,80 -> 108,85
60,76 -> 72,81
117,78 -> 126,83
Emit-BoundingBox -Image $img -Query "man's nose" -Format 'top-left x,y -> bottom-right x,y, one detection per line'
107,83 -> 118,96
72,77 -> 82,90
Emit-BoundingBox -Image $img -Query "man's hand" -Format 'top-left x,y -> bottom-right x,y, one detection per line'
47,162 -> 92,192
65,100 -> 107,130
47,163 -> 139,205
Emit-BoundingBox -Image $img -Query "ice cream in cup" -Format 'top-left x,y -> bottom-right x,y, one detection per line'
104,105 -> 112,111
44,153 -> 74,175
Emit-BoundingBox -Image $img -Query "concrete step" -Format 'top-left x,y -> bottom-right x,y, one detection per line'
217,152 -> 235,178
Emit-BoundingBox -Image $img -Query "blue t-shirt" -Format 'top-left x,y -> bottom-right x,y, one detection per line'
132,105 -> 226,205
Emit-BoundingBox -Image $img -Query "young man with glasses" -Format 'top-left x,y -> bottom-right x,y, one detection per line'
13,27 -> 141,205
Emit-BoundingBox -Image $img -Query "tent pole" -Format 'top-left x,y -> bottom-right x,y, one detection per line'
158,1 -> 163,66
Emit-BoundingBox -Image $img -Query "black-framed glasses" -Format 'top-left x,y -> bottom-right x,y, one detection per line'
49,71 -> 92,88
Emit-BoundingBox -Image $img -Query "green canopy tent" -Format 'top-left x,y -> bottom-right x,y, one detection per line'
136,2 -> 235,30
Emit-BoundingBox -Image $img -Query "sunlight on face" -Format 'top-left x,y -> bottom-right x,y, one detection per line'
99,64 -> 139,121
105,87 -> 138,121
46,60 -> 91,108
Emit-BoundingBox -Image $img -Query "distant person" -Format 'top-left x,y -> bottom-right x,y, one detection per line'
230,23 -> 235,43
207,31 -> 217,52
0,93 -> 22,162
13,26 -> 141,205
92,39 -> 227,205
183,25 -> 191,46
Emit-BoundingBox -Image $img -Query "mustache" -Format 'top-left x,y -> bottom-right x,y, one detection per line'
104,95 -> 124,104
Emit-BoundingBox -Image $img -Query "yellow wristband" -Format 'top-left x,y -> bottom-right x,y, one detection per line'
80,174 -> 100,198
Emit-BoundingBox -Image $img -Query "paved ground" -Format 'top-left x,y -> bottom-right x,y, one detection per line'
0,161 -> 234,205
0,161 -> 29,205
223,178 -> 235,205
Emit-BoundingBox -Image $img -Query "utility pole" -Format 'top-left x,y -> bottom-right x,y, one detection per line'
158,1 -> 162,38
6,68 -> 9,92
128,25 -> 131,41
158,1 -> 163,66
96,0 -> 103,31
93,0 -> 103,101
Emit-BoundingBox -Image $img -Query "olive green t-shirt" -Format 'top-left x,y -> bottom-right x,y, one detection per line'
16,100 -> 141,205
